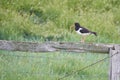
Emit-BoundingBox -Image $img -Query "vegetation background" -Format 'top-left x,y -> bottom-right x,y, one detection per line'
0,0 -> 120,80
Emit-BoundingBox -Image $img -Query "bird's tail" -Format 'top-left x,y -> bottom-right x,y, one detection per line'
91,32 -> 97,36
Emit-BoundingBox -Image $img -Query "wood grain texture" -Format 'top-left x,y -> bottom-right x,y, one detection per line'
0,40 -> 115,53
109,45 -> 120,80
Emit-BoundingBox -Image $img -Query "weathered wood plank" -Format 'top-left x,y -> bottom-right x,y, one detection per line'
109,45 -> 120,80
0,40 -> 114,53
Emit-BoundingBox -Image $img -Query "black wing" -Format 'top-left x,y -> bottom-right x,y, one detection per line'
80,26 -> 91,33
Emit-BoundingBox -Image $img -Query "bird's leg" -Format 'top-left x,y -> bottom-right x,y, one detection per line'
80,36 -> 86,43
80,36 -> 84,43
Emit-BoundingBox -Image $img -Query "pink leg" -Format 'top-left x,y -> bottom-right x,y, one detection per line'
80,36 -> 86,43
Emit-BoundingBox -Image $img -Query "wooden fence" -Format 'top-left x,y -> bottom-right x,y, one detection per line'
0,40 -> 120,80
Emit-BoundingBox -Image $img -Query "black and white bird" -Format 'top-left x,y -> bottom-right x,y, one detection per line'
71,22 -> 97,42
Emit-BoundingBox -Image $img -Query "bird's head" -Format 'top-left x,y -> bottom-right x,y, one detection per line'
74,22 -> 80,28
70,22 -> 80,32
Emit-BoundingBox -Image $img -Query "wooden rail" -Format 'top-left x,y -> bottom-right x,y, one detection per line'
0,40 -> 114,53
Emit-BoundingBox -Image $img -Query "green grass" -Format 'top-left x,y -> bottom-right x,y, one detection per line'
0,0 -> 120,80
0,0 -> 120,43
0,51 -> 109,80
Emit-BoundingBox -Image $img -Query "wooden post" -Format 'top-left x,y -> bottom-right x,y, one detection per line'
109,45 -> 120,80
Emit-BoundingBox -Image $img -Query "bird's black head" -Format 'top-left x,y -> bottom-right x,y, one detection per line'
74,22 -> 80,31
75,23 -> 80,27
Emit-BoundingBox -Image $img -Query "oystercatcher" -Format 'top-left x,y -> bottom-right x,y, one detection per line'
71,22 -> 97,42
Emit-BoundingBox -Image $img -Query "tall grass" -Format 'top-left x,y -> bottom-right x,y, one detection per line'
0,0 -> 120,43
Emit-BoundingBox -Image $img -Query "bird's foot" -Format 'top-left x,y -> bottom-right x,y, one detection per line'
80,40 -> 85,43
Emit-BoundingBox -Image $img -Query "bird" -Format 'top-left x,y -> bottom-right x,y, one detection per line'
70,22 -> 97,42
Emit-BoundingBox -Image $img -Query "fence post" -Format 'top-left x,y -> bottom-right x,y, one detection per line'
109,45 -> 120,80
